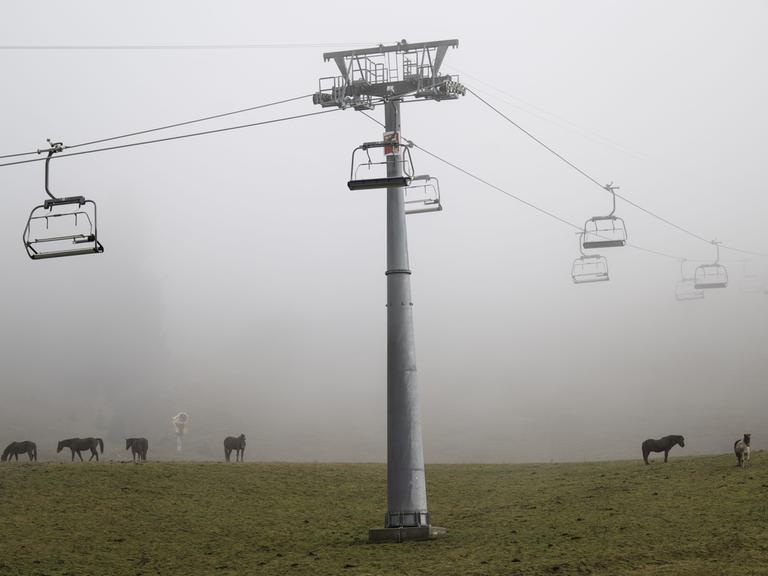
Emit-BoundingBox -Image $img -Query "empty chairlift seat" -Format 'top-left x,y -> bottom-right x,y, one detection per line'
571,254 -> 610,284
693,241 -> 728,290
22,140 -> 104,260
582,215 -> 627,249
675,259 -> 704,301
741,262 -> 765,294
571,232 -> 609,284
694,264 -> 728,289
23,196 -> 103,260
347,139 -> 414,191
582,182 -> 627,249
675,279 -> 705,301
404,175 -> 442,214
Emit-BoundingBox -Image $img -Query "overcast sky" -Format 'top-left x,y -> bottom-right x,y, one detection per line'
1,1 -> 766,463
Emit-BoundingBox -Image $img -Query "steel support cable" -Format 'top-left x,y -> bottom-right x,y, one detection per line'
466,88 -> 607,188
417,141 -> 681,261
466,87 -> 768,258
0,93 -> 313,160
0,84 -> 441,161
359,111 -> 683,261
447,65 -> 648,160
68,94 -> 314,150
0,108 -> 342,168
0,149 -> 40,160
0,42 -> 373,51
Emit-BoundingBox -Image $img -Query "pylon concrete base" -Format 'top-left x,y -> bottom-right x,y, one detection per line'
368,525 -> 446,543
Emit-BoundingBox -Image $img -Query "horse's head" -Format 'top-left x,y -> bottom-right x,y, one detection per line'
0,453 -> 6,462
125,439 -> 132,450
744,433 -> 751,446
239,434 -> 246,445
56,441 -> 64,453
678,436 -> 685,447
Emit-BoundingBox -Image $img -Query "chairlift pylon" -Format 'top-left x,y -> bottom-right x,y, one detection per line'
572,232 -> 609,284
675,259 -> 705,301
22,140 -> 104,260
582,182 -> 627,249
405,175 -> 442,215
347,136 -> 414,191
694,241 -> 728,289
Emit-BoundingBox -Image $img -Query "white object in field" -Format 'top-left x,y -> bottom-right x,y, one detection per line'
172,412 -> 190,452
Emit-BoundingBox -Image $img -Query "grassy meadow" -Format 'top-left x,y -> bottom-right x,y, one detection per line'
1,454 -> 767,575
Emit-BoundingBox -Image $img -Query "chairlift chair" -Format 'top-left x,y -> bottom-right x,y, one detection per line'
582,183 -> 627,249
675,260 -> 704,301
347,140 -> 414,191
694,241 -> 728,289
741,261 -> 765,294
572,233 -> 609,284
694,265 -> 728,289
404,175 -> 442,215
675,279 -> 705,301
22,141 -> 104,260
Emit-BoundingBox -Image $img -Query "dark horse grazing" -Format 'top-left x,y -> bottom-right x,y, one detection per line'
126,438 -> 149,461
224,434 -> 246,462
642,435 -> 685,464
57,437 -> 104,462
1,441 -> 37,462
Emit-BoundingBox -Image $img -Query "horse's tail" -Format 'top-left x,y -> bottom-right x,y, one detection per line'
97,438 -> 104,454
32,442 -> 37,461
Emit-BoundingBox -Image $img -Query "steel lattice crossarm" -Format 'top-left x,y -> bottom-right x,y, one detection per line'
313,39 -> 466,110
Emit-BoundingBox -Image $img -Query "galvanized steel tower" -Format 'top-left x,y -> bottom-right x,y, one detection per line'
313,39 -> 465,542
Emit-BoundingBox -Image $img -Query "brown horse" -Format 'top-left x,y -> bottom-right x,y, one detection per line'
126,438 -> 149,461
1,441 -> 37,462
57,437 -> 104,462
641,435 -> 685,464
224,434 -> 246,462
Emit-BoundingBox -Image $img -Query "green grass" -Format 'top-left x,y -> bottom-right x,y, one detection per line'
1,455 -> 767,575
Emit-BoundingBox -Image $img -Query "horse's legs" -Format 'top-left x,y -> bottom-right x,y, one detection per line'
225,448 -> 230,463
642,448 -> 649,465
664,450 -> 669,463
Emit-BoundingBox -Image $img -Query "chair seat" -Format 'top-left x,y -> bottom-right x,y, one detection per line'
348,177 -> 411,191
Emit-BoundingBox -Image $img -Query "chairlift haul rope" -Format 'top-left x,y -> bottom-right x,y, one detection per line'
0,108 -> 343,169
1,74 -> 765,268
465,87 -> 767,259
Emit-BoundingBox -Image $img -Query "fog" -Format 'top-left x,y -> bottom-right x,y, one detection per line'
1,1 -> 766,464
